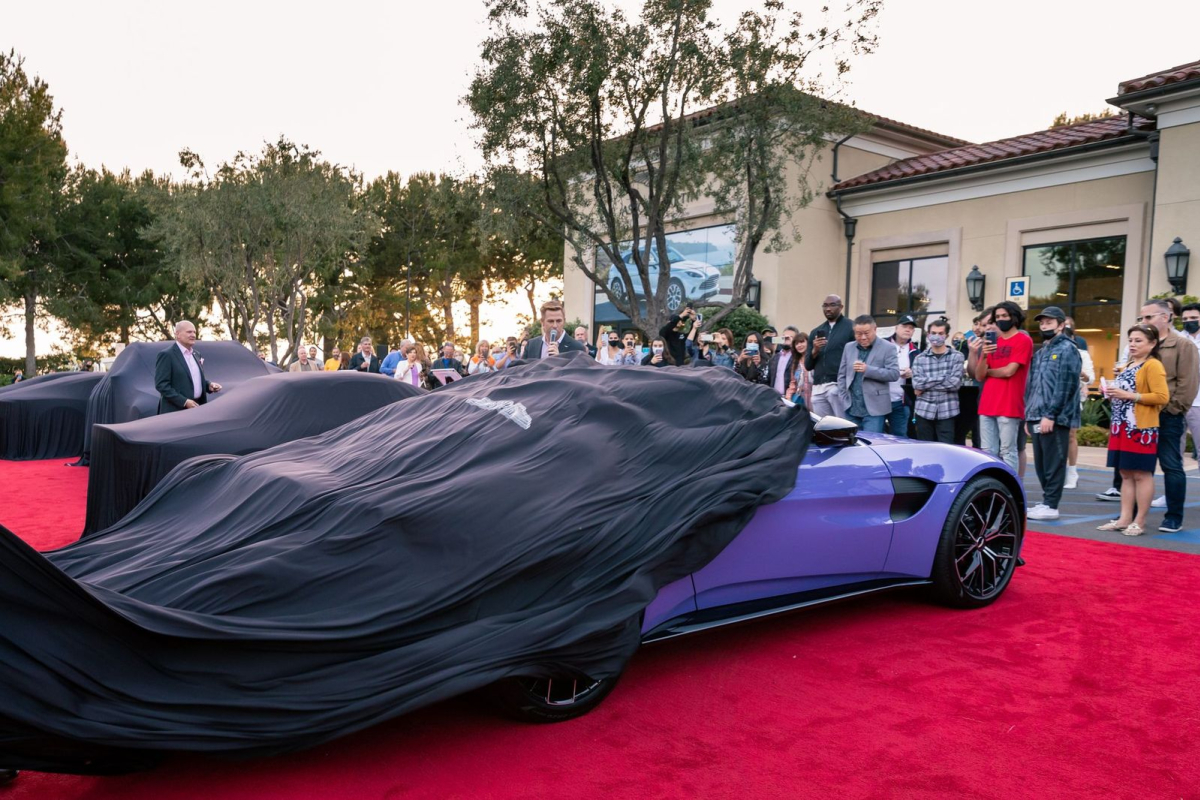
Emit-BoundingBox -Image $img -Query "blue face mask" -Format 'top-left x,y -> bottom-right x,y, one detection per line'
927,334 -> 947,347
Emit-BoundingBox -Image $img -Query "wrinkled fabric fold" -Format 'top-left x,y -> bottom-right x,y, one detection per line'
84,372 -> 423,535
0,354 -> 811,773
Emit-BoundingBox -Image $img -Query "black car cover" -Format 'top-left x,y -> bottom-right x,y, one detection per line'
0,354 -> 811,773
76,341 -> 270,463
0,373 -> 105,460
83,371 -> 424,535
0,371 -> 79,396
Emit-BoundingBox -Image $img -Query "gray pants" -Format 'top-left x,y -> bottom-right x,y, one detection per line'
811,383 -> 848,418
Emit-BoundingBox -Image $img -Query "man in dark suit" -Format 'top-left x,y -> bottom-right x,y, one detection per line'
348,337 -> 380,373
521,300 -> 587,360
432,342 -> 468,377
155,320 -> 223,414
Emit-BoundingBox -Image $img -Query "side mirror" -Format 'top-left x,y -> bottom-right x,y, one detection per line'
813,415 -> 858,447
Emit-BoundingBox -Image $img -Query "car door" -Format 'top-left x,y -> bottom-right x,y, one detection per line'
691,441 -> 896,611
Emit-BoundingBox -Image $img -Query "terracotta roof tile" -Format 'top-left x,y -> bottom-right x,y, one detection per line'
831,115 -> 1154,193
1119,59 -> 1200,95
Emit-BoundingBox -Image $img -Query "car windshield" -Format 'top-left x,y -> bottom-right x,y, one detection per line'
619,244 -> 687,267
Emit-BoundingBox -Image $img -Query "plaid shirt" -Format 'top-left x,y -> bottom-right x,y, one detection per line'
1024,333 -> 1082,427
911,348 -> 965,420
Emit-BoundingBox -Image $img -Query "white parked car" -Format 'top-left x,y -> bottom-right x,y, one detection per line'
607,245 -> 722,313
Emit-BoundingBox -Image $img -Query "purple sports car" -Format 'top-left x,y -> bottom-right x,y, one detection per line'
492,415 -> 1026,721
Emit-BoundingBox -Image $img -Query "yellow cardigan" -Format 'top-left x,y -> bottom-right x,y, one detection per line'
1130,358 -> 1169,430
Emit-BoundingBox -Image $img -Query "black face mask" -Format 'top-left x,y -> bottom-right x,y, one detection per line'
609,339 -> 620,347
995,318 -> 1015,332
1040,329 -> 1057,341
1185,321 -> 1200,335
1064,326 -> 1075,338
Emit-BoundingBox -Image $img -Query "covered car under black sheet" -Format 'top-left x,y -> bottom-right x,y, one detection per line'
0,373 -> 105,460
0,354 -> 810,773
76,341 -> 270,463
83,371 -> 424,535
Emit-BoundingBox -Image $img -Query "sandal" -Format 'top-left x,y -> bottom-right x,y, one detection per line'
1097,520 -> 1128,531
1121,523 -> 1145,537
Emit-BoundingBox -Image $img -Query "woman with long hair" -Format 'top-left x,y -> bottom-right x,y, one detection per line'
640,338 -> 674,367
338,352 -> 351,370
784,332 -> 812,408
736,332 -> 768,384
1098,324 -> 1169,536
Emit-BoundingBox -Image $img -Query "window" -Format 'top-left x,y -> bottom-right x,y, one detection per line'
870,256 -> 949,327
1023,235 -> 1126,384
593,224 -> 735,327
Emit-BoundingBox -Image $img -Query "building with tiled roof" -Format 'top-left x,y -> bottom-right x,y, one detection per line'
564,58 -> 1200,384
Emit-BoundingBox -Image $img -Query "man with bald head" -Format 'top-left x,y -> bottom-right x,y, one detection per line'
154,320 -> 223,414
806,294 -> 854,418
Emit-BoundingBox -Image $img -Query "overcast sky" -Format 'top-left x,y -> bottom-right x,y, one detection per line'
3,0 -> 1198,358
5,0 -> 1198,183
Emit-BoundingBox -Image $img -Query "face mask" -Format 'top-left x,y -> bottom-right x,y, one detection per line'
1185,321 -> 1200,334
1064,326 -> 1075,338
995,318 -> 1015,332
927,334 -> 947,347
609,339 -> 620,347
652,346 -> 664,355
1040,329 -> 1057,341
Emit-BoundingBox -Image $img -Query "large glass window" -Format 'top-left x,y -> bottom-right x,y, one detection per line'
1023,235 -> 1126,385
593,224 -> 735,329
870,256 -> 949,328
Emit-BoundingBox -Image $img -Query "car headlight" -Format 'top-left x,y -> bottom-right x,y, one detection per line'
683,270 -> 704,279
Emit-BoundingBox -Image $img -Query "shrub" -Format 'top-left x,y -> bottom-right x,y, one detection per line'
1077,425 -> 1109,447
1081,396 -> 1111,428
696,305 -> 772,348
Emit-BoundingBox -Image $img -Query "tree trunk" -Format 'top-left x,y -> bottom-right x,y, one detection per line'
120,321 -> 131,345
24,284 -> 37,376
465,278 -> 484,346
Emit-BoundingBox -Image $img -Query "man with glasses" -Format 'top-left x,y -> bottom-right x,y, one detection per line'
806,295 -> 853,418
767,326 -> 801,396
1096,300 -> 1199,531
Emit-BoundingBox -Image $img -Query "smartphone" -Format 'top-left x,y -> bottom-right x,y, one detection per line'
985,330 -> 998,346
700,333 -> 714,343
1099,377 -> 1109,396
770,336 -> 785,345
641,346 -> 650,356
746,343 -> 760,355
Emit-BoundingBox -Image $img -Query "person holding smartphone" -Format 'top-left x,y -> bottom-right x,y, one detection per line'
969,301 -> 1032,471
640,338 -> 674,367
736,333 -> 770,384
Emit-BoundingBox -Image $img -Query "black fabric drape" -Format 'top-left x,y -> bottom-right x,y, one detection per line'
0,373 -> 105,460
83,372 -> 424,535
77,342 -> 270,463
0,354 -> 811,773
0,371 -> 78,396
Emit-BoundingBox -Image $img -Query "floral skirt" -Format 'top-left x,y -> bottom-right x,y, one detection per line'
1107,421 -> 1158,473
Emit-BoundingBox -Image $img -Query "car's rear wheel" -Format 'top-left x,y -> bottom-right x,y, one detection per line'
609,279 -> 627,303
930,476 -> 1022,609
488,668 -> 624,723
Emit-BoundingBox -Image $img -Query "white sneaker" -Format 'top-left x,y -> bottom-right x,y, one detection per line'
1096,488 -> 1121,501
1152,495 -> 1167,508
1063,466 -> 1078,489
1027,505 -> 1060,521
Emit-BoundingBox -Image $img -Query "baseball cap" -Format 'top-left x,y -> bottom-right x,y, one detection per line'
1034,306 -> 1066,322
896,315 -> 917,326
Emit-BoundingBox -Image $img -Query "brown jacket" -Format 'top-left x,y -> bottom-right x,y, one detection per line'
1157,330 -> 1200,415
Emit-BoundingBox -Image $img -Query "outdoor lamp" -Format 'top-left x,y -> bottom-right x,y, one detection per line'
1165,237 -> 1190,295
746,279 -> 762,311
966,265 -> 986,312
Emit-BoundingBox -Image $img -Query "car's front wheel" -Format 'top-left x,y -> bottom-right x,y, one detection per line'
609,279 -> 627,303
665,279 -> 685,313
930,476 -> 1023,609
488,668 -> 624,723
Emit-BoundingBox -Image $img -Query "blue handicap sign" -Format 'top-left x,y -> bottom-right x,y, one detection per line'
1010,281 -> 1025,296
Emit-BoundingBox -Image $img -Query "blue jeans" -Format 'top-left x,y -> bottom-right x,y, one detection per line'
886,399 -> 910,438
847,412 -> 887,433
980,415 -> 1022,472
1159,412 -> 1186,524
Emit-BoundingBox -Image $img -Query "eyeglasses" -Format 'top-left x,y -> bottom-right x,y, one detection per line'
1138,312 -> 1165,322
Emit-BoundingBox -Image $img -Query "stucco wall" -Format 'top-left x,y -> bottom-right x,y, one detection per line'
1150,120 -> 1200,297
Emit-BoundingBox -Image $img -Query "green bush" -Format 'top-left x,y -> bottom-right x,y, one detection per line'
696,305 -> 771,348
1081,397 -> 1111,428
1077,425 -> 1109,447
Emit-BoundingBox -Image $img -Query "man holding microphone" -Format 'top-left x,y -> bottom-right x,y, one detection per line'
521,300 -> 586,359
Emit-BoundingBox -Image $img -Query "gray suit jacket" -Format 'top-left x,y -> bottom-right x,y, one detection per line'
837,338 -> 900,417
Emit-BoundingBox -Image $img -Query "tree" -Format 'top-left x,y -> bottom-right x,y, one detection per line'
154,138 -> 375,362
48,167 -> 209,351
0,51 -> 69,374
1050,110 -> 1113,128
468,0 -> 878,336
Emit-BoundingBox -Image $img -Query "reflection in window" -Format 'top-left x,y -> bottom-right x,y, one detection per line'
870,256 -> 948,328
1023,235 -> 1126,386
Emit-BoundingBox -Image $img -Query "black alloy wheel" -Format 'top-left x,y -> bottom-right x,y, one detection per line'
930,476 -> 1023,609
488,669 -> 623,723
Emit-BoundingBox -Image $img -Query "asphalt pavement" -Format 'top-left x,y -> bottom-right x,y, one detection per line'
1020,444 -> 1200,555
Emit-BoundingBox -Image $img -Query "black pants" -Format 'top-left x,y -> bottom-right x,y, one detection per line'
955,386 -> 980,447
916,415 -> 956,444
1031,423 -> 1070,509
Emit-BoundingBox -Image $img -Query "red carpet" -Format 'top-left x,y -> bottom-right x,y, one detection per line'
1,458 -> 1198,799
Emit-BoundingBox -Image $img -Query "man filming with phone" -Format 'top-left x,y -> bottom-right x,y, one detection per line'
522,300 -> 586,360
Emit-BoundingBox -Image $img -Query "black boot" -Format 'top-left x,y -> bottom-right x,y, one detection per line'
0,769 -> 17,785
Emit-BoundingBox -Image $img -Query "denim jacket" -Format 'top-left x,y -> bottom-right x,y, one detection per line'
1024,333 -> 1082,428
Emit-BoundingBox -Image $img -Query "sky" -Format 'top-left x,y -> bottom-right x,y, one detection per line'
2,0 -> 1199,358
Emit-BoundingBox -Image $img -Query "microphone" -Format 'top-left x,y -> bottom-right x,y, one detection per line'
549,329 -> 558,344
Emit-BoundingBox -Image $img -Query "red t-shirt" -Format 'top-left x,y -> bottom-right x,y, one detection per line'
978,331 -> 1033,419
